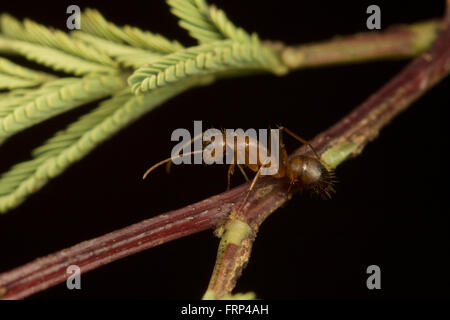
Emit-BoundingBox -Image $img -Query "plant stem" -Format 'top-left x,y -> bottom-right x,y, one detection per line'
0,185 -> 245,299
204,22 -> 450,299
1,18 -> 449,301
271,20 -> 442,70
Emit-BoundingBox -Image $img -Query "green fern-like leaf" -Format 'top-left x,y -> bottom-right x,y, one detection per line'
80,8 -> 183,54
0,36 -> 118,75
0,75 -> 125,141
167,0 -> 252,43
0,14 -> 117,68
0,57 -> 54,82
129,38 -> 286,95
0,79 -> 205,213
0,91 -> 132,198
0,57 -> 54,90
72,32 -> 161,68
0,74 -> 39,90
0,80 -> 76,118
167,0 -> 222,43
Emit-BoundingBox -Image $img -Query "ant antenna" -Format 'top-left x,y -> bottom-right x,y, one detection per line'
166,132 -> 204,174
143,150 -> 204,180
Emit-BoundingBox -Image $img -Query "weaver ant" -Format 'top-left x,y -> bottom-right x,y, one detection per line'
143,126 -> 335,211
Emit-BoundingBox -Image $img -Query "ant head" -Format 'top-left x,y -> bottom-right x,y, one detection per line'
288,155 -> 336,198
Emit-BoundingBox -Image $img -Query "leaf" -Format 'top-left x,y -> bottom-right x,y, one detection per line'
0,36 -> 117,75
0,14 -> 117,68
79,8 -> 183,54
0,74 -> 40,90
0,56 -> 54,90
167,0 -> 252,43
128,39 -> 286,95
0,79 -> 202,213
0,91 -> 131,198
72,32 -> 160,68
0,75 -> 125,141
0,57 -> 54,82
0,80 -> 76,117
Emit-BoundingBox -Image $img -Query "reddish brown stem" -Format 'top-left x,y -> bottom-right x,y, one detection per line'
0,186 -> 246,299
1,19 -> 449,301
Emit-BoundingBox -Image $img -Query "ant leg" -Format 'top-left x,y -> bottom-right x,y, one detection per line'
165,161 -> 172,174
280,143 -> 295,193
278,128 -> 289,168
237,164 -> 250,182
227,164 -> 250,191
281,143 -> 289,174
227,164 -> 235,191
237,165 -> 264,213
277,126 -> 321,160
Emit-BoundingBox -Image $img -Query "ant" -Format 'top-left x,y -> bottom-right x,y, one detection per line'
143,126 -> 335,212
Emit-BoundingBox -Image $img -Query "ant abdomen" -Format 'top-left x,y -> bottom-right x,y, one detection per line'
288,156 -> 336,198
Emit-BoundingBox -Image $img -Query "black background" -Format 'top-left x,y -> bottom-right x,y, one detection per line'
0,0 -> 448,299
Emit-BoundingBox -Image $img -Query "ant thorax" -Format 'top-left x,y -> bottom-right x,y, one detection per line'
202,130 -> 280,175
